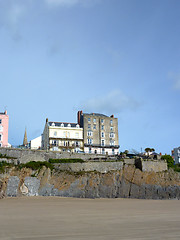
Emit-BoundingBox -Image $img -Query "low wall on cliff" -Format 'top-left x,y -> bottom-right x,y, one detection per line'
0,147 -> 109,163
142,160 -> 167,172
54,162 -> 124,173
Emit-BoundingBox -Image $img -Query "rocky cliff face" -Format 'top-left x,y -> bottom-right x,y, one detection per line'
0,165 -> 180,199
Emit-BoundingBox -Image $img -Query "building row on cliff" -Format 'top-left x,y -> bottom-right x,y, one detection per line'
41,111 -> 119,155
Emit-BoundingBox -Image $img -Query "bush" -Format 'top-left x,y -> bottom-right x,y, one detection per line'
18,161 -> 54,171
0,161 -> 14,173
49,158 -> 84,164
161,155 -> 174,168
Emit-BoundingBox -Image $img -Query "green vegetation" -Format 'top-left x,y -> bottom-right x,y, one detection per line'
49,158 -> 84,163
0,153 -> 16,159
161,155 -> 174,168
172,164 -> 180,172
18,161 -> 54,171
145,148 -> 155,153
0,161 -> 14,173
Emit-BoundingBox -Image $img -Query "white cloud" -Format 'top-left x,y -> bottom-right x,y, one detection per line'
80,90 -> 140,115
168,72 -> 180,90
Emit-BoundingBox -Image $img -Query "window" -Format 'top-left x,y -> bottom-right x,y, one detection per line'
101,125 -> 104,130
93,118 -> 96,123
89,147 -> 91,153
101,119 -> 104,124
75,141 -> 79,147
0,126 -> 2,131
76,124 -> 80,128
110,120 -> 113,125
0,143 -> 1,147
102,148 -> 105,154
52,122 -> 55,126
75,132 -> 79,138
101,139 -> 105,146
0,119 -> 2,124
54,131 -> 57,136
61,123 -> 64,127
88,118 -> 90,122
93,125 -> 96,130
63,132 -> 66,137
67,132 -> 70,138
110,140 -> 115,146
87,131 -> 93,136
87,138 -> 92,145
64,141 -> 66,146
101,132 -> 105,138
67,123 -> 71,127
110,126 -> 113,131
112,149 -> 115,155
0,134 -> 1,141
110,132 -> 115,138
88,124 -> 91,129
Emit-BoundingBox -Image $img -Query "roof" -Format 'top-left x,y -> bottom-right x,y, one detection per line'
49,122 -> 81,128
83,113 -> 108,117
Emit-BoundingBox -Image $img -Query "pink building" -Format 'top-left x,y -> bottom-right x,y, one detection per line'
0,110 -> 9,147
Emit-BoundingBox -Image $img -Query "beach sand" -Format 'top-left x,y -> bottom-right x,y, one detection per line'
0,197 -> 180,239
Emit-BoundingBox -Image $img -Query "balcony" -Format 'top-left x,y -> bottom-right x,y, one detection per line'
84,143 -> 119,149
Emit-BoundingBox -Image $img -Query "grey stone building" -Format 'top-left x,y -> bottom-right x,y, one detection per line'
77,111 -> 119,155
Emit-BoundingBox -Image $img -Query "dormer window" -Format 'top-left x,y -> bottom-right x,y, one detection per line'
54,131 -> 57,136
67,123 -> 71,127
61,123 -> 64,127
52,122 -> 55,127
76,124 -> 80,128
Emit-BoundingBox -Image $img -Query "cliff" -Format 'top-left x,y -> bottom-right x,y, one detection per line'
0,164 -> 180,199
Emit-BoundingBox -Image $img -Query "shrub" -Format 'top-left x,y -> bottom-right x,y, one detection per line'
161,155 -> 174,168
49,158 -> 84,163
18,161 -> 54,171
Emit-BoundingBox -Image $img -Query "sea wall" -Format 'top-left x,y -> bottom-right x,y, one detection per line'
0,165 -> 179,200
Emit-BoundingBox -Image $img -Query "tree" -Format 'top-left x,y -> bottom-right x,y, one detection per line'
161,155 -> 174,168
145,148 -> 155,153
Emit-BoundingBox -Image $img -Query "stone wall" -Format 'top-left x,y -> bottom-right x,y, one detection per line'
142,160 -> 167,172
54,162 -> 124,173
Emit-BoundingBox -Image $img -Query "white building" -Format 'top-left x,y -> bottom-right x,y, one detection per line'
172,147 -> 180,164
42,118 -> 84,152
29,136 -> 42,150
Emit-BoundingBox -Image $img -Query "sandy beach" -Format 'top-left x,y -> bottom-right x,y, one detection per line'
0,197 -> 180,239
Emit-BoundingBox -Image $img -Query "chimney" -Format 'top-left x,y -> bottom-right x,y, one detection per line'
5,110 -> 7,115
77,111 -> 82,125
110,114 -> 114,118
46,118 -> 48,123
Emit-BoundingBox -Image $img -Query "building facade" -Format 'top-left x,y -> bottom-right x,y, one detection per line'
0,110 -> 9,148
42,118 -> 84,152
172,147 -> 180,164
29,136 -> 42,150
78,111 -> 119,155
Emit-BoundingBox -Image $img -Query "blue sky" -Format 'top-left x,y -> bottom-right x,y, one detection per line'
0,0 -> 180,154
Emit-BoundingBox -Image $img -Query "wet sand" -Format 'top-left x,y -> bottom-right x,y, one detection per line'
0,197 -> 180,240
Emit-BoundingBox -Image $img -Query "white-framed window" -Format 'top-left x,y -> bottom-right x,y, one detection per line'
0,125 -> 3,131
110,132 -> 115,138
75,132 -> 79,138
93,118 -> 96,123
110,120 -> 113,125
87,138 -> 92,145
67,123 -> 71,127
88,124 -> 91,129
87,131 -> 93,136
88,118 -> 90,122
110,140 -> 115,146
0,134 -> 2,141
101,119 -> 104,124
102,148 -> 105,154
101,132 -> 105,138
110,126 -> 113,131
112,149 -> 115,155
101,125 -> 104,130
93,125 -> 96,130
0,119 -> 2,124
54,131 -> 57,136
101,139 -> 105,146
61,123 -> 64,127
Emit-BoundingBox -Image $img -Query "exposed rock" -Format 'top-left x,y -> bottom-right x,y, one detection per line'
6,176 -> 20,197
24,177 -> 40,196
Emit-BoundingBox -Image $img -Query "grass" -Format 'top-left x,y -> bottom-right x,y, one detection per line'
49,158 -> 84,163
0,161 -> 14,173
